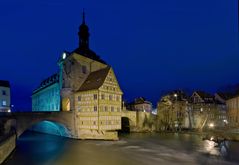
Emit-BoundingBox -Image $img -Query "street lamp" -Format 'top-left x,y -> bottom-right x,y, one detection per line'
223,119 -> 228,124
173,93 -> 178,131
200,108 -> 203,112
208,123 -> 214,128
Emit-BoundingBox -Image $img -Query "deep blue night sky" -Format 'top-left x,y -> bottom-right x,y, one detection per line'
0,0 -> 238,110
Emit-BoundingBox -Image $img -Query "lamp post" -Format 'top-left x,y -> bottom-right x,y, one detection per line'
173,93 -> 178,131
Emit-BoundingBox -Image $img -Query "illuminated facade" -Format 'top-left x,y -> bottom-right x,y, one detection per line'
157,90 -> 188,131
227,94 -> 239,127
0,80 -> 11,112
32,11 -> 123,139
32,74 -> 60,111
75,67 -> 122,131
189,91 -> 227,129
126,97 -> 152,112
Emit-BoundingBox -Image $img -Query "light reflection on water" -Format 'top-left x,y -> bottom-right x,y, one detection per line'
5,131 -> 239,165
202,140 -> 220,156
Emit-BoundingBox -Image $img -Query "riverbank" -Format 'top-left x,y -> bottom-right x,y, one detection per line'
204,129 -> 239,142
155,129 -> 239,142
0,133 -> 16,164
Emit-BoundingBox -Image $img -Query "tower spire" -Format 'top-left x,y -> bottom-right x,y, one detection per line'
74,10 -> 107,64
82,8 -> 85,24
78,9 -> 90,50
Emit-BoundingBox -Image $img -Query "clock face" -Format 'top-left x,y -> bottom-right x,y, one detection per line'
62,52 -> 66,59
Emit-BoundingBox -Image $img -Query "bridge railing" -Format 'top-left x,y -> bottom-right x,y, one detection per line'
0,111 -> 73,118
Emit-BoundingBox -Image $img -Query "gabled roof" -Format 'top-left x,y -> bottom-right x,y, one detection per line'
194,91 -> 214,99
216,92 -> 235,100
78,66 -> 111,92
192,91 -> 214,103
0,80 -> 10,87
134,97 -> 152,105
125,97 -> 152,107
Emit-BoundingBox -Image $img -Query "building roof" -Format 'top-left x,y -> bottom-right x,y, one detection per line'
195,91 -> 214,99
73,48 -> 107,64
33,73 -> 59,94
134,97 -> 152,105
125,97 -> 152,108
192,91 -> 215,103
0,80 -> 10,87
216,92 -> 235,100
78,66 -> 110,92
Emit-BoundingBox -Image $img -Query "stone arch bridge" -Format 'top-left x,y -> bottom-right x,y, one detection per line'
0,110 -> 154,139
0,112 -> 77,138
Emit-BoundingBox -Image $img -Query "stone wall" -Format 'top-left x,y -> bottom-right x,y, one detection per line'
135,112 -> 156,132
0,134 -> 16,164
78,129 -> 118,140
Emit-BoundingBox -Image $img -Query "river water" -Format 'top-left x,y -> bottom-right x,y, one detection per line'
5,131 -> 239,165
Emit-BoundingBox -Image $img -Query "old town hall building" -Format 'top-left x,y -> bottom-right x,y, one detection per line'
32,12 -> 123,139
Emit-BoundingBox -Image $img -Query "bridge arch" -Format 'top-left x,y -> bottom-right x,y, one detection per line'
14,114 -> 74,138
28,120 -> 71,137
121,117 -> 130,133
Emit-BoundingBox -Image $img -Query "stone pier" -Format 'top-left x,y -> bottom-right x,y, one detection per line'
0,133 -> 16,164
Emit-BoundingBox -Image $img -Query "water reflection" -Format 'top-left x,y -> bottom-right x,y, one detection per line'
5,132 -> 239,165
203,140 -> 220,156
219,140 -> 239,163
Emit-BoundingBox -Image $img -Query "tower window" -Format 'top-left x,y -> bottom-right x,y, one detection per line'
2,90 -> 6,95
94,94 -> 97,100
109,95 -> 112,100
111,106 -> 114,112
78,96 -> 81,101
101,94 -> 105,100
82,65 -> 87,74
